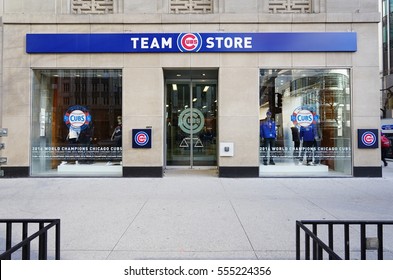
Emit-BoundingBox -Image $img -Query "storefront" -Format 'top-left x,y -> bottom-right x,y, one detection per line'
0,11 -> 382,178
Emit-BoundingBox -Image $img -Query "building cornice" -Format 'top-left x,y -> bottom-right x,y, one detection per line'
1,12 -> 380,25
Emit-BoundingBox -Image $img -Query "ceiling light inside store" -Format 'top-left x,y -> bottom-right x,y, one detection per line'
172,84 -> 178,91
203,86 -> 209,92
193,98 -> 197,102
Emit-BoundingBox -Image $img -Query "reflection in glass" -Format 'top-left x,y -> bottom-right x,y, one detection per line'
31,69 -> 122,176
166,81 -> 217,166
259,69 -> 352,176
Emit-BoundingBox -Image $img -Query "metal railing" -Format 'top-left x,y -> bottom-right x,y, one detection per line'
0,219 -> 60,260
296,220 -> 393,260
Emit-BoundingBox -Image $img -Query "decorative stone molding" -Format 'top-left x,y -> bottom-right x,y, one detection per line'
72,0 -> 114,14
269,0 -> 311,13
170,0 -> 213,14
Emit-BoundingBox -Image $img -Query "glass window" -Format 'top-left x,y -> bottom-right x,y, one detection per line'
259,69 -> 352,177
31,69 -> 122,176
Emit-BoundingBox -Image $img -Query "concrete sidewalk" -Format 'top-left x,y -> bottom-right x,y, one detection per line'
1,160 -> 393,260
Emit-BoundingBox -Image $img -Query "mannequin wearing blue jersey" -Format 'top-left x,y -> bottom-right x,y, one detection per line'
299,123 -> 317,165
260,111 -> 276,165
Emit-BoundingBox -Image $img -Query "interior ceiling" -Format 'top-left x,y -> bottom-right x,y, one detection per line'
164,69 -> 218,80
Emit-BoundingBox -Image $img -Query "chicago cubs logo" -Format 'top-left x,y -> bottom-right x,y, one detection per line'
134,131 -> 149,146
178,108 -> 205,134
63,105 -> 91,131
291,107 -> 317,127
177,33 -> 202,52
361,131 -> 376,147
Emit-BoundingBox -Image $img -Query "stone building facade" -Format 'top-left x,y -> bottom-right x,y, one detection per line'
0,0 -> 381,177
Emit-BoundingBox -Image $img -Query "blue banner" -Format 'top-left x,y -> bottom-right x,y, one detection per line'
26,32 -> 357,53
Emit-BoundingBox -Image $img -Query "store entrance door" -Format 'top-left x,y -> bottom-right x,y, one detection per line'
165,69 -> 217,167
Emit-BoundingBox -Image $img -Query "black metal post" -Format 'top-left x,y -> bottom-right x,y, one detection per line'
318,244 -> 323,260
328,224 -> 334,260
38,222 -> 48,260
344,224 -> 350,260
312,224 -> 317,260
55,220 -> 61,260
5,222 -> 12,260
360,224 -> 366,260
378,224 -> 383,260
22,222 -> 30,260
296,223 -> 300,260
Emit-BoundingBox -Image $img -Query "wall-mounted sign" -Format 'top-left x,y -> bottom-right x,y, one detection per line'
358,129 -> 378,149
381,118 -> 393,133
26,32 -> 357,53
132,129 -> 152,149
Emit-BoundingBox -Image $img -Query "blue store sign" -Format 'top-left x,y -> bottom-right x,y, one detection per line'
132,129 -> 152,149
26,32 -> 357,53
357,129 -> 378,149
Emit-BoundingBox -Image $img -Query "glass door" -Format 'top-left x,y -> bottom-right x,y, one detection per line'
166,80 -> 217,167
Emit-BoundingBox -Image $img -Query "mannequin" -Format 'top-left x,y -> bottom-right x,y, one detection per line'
111,116 -> 122,147
299,123 -> 317,165
291,125 -> 300,159
61,126 -> 81,165
107,116 -> 122,166
67,126 -> 80,144
260,111 -> 276,165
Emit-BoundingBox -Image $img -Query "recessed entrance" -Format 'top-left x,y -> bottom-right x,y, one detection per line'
164,69 -> 218,168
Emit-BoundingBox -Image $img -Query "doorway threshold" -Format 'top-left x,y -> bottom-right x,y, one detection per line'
164,166 -> 218,177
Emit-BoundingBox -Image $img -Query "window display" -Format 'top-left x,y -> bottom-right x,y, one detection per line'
31,69 -> 122,176
259,69 -> 352,176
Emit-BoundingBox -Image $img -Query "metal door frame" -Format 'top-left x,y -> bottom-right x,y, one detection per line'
164,78 -> 217,169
